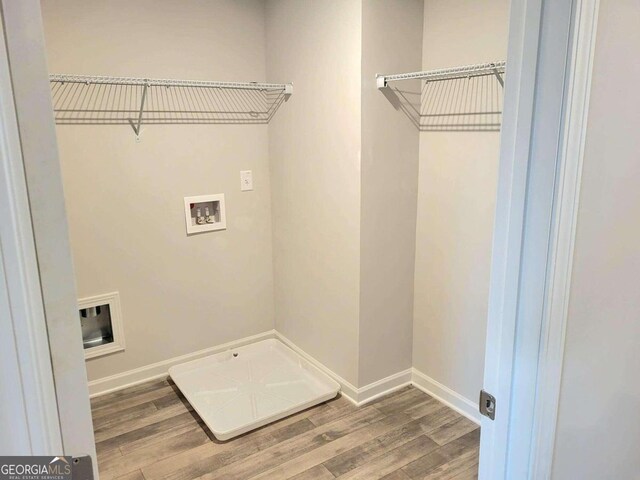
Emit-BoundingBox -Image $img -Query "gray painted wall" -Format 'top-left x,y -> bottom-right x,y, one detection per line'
266,0 -> 363,385
412,0 -> 509,401
359,0 -> 423,386
41,0 -> 275,382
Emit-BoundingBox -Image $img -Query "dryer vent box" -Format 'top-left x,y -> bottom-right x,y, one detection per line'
79,292 -> 125,360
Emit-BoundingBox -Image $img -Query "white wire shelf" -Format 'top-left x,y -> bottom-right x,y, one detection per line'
377,61 -> 506,132
377,61 -> 505,88
49,74 -> 293,137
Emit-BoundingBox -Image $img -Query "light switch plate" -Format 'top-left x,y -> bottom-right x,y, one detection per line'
240,170 -> 253,191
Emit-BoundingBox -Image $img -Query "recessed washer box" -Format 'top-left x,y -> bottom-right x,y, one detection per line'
169,339 -> 340,441
184,194 -> 226,235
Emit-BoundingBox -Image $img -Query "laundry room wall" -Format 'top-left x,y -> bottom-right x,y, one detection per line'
267,0 -> 424,391
40,0 -> 275,382
266,0 -> 363,386
359,0 -> 423,387
412,0 -> 510,404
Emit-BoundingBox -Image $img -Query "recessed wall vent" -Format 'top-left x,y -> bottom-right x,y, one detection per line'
78,292 -> 125,359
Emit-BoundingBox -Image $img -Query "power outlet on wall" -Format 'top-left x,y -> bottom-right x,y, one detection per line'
240,170 -> 253,191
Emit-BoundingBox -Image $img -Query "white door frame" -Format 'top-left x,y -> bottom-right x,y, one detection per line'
0,11 -> 63,455
0,0 -> 98,474
479,0 -> 600,478
528,0 -> 599,476
0,0 -> 598,477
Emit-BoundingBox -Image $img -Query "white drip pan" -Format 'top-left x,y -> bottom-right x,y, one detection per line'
169,338 -> 340,440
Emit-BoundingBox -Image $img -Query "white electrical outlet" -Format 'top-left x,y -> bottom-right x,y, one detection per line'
240,170 -> 253,191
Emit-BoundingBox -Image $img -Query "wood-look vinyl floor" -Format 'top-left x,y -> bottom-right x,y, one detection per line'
91,378 -> 479,480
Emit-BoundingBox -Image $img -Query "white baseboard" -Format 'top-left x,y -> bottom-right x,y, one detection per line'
275,331 -> 411,406
88,330 -> 479,424
411,368 -> 481,424
273,331 -> 360,402
355,369 -> 413,405
87,330 -> 276,397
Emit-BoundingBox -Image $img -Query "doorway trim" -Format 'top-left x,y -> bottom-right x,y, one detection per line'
479,0 -> 600,478
0,8 -> 62,454
477,0 -> 545,475
528,0 -> 600,476
0,0 -> 97,471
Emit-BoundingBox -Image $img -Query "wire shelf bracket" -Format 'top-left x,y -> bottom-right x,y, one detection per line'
49,74 -> 294,139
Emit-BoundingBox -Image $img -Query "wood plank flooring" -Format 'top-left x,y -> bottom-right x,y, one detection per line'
91,378 -> 479,480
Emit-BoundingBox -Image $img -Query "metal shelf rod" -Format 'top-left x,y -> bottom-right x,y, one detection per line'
377,61 -> 506,89
49,74 -> 293,93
